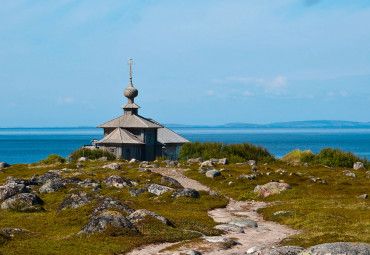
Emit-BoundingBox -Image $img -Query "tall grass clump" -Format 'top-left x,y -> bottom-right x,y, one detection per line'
69,148 -> 116,161
178,142 -> 275,163
38,154 -> 65,164
301,147 -> 369,168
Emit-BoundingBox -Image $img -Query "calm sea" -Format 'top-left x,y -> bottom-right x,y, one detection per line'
0,127 -> 369,164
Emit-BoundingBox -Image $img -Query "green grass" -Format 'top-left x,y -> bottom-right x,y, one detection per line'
183,161 -> 370,248
0,161 -> 227,255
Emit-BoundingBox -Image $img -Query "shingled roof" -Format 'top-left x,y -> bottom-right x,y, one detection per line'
97,128 -> 144,144
146,119 -> 190,144
97,114 -> 162,129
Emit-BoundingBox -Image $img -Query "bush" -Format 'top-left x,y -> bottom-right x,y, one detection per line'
178,141 -> 275,163
69,148 -> 116,161
301,147 -> 369,168
38,154 -> 65,165
281,149 -> 314,164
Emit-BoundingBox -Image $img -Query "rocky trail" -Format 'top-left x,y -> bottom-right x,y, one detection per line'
127,168 -> 299,255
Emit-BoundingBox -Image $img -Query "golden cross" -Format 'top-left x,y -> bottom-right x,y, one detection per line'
127,58 -> 135,81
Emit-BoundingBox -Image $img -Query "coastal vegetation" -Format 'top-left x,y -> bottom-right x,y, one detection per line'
178,141 -> 276,163
38,154 -> 66,165
69,148 -> 116,161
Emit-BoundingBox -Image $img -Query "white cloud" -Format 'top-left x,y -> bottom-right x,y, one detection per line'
340,91 -> 348,97
205,90 -> 215,96
264,76 -> 287,96
243,90 -> 252,96
327,91 -> 335,97
57,97 -> 75,104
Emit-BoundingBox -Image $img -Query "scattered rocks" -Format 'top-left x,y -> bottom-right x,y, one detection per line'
309,176 -> 323,183
0,228 -> 28,237
78,211 -> 138,234
258,182 -> 291,198
147,183 -> 173,196
228,218 -> 258,228
102,163 -> 120,170
187,157 -> 203,164
98,157 -> 108,161
138,168 -> 152,172
302,162 -> 310,167
37,171 -> 61,184
103,175 -> 132,188
39,179 -> 65,193
357,194 -> 368,199
92,198 -> 135,216
161,176 -> 183,188
353,162 -> 366,170
218,158 -> 229,165
237,174 -> 256,180
139,161 -> 149,168
0,183 -> 29,201
165,160 -> 178,167
259,246 -> 304,254
201,160 -> 214,168
301,242 -> 370,255
251,166 -> 258,172
58,192 -> 94,211
129,188 -> 147,197
127,209 -> 172,226
129,158 -> 138,163
198,170 -> 206,174
1,193 -> 44,211
214,224 -> 245,233
172,188 -> 199,199
76,163 -> 83,169
5,176 -> 38,186
0,162 -> 10,169
77,179 -> 101,190
205,170 -> 221,178
275,168 -> 287,175
203,236 -> 240,245
173,250 -> 201,255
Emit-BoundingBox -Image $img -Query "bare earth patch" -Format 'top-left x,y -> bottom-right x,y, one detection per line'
127,168 -> 299,255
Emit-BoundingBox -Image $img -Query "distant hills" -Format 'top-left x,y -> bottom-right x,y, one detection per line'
165,120 -> 370,128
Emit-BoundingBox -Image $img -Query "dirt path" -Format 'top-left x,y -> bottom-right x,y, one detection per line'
127,168 -> 299,255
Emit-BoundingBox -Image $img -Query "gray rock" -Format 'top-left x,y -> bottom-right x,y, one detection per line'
0,228 -> 28,237
37,171 -> 61,184
78,179 -> 101,190
187,157 -> 203,164
228,218 -> 258,228
129,188 -> 147,197
78,157 -> 87,162
161,176 -> 183,188
173,250 -> 201,255
102,163 -> 120,170
343,170 -> 356,178
147,183 -> 173,196
247,246 -> 265,254
172,188 -> 199,199
0,183 -> 29,201
92,198 -> 135,216
247,160 -> 257,166
199,170 -> 206,174
39,179 -> 65,193
214,224 -> 245,233
58,192 -> 94,211
1,193 -> 44,211
251,166 -> 258,172
275,168 -> 287,174
0,162 -> 10,169
76,163 -> 83,169
258,182 -> 291,198
260,246 -> 304,255
128,209 -> 172,226
5,176 -> 38,186
206,170 -> 221,178
254,185 -> 262,193
238,174 -> 256,180
63,177 -> 83,185
138,168 -> 152,172
203,236 -> 240,245
166,160 -> 178,167
302,162 -> 310,166
129,158 -> 138,163
103,175 -> 132,188
139,161 -> 149,168
98,157 -> 108,161
208,190 -> 222,197
354,162 -> 366,170
201,160 -> 214,168
358,194 -> 368,199
151,164 -> 159,168
78,211 -> 138,234
218,158 -> 229,165
273,210 -> 294,216
300,242 -> 370,255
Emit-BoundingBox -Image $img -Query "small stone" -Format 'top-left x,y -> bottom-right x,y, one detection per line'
172,188 -> 199,199
358,194 -> 368,199
147,183 -> 173,196
247,246 -> 265,254
98,157 -> 107,161
129,188 -> 147,197
0,162 -> 10,169
228,218 -> 258,228
205,170 -> 221,178
173,250 -> 201,255
103,175 -> 132,188
273,210 -> 294,216
247,160 -> 257,166
354,162 -> 366,170
302,162 -> 310,166
77,157 -> 86,162
1,193 -> 44,211
129,158 -> 138,163
128,209 -> 171,226
161,176 -> 183,188
214,224 -> 245,233
102,163 -> 120,170
39,179 -> 65,193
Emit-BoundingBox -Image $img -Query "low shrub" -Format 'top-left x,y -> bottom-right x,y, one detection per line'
301,147 -> 369,168
38,154 -> 65,165
69,148 -> 116,161
178,141 -> 275,163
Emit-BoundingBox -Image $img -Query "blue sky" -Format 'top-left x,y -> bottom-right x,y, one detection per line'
0,0 -> 370,127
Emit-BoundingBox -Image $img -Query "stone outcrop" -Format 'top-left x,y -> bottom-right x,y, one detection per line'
78,211 -> 138,234
58,192 -> 94,211
1,193 -> 44,211
0,183 -> 29,201
258,182 -> 291,198
161,176 -> 183,188
39,179 -> 65,193
92,198 -> 135,216
147,184 -> 173,196
103,175 -> 132,188
172,188 -> 200,199
353,162 -> 366,170
300,242 -> 370,255
127,209 -> 172,226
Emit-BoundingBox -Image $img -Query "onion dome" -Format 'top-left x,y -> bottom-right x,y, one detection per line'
124,83 -> 138,98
